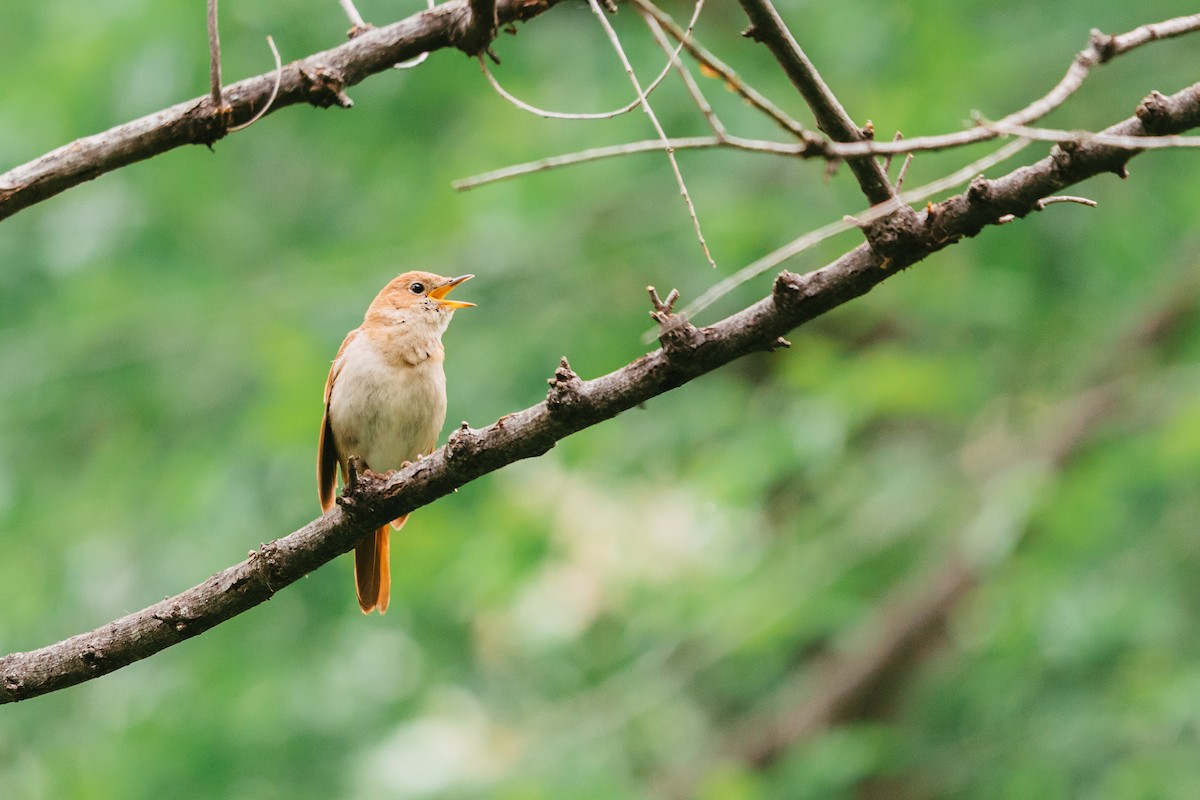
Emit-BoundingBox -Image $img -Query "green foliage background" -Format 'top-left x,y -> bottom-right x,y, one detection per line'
2,1 -> 1199,797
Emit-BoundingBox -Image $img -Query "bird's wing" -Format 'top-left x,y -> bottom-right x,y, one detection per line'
317,328 -> 358,512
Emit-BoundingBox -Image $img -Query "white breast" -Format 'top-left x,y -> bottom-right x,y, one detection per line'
328,332 -> 447,472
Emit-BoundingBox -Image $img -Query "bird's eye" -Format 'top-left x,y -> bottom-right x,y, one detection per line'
409,282 -> 426,295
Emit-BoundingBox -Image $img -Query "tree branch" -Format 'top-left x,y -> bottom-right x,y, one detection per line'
736,0 -> 896,205
0,0 -> 560,223
3,79 -> 1198,704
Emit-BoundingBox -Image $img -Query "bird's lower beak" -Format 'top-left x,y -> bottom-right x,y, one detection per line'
429,274 -> 476,309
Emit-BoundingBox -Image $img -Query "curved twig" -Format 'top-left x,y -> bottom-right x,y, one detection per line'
228,36 -> 283,133
479,0 -> 704,120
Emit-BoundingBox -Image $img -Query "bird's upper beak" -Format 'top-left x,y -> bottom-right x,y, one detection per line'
429,274 -> 476,309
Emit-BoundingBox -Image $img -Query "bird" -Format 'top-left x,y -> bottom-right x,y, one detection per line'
318,271 -> 475,614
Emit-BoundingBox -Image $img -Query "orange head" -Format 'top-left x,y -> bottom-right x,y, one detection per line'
364,271 -> 475,327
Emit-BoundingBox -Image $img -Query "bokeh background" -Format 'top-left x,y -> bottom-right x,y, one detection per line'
2,1 -> 1200,797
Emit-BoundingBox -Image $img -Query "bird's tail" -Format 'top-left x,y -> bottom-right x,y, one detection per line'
354,525 -> 390,614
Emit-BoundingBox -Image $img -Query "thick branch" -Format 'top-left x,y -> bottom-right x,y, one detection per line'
737,0 -> 895,205
2,80 -> 1198,704
0,0 -> 559,223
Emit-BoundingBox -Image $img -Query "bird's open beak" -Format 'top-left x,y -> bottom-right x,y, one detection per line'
429,274 -> 476,309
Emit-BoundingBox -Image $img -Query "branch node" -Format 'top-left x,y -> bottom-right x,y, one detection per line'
80,643 -> 105,671
741,24 -> 762,42
546,357 -> 585,414
152,605 -> 194,633
648,286 -> 705,354
647,285 -> 680,316
771,270 -> 807,312
1135,89 -> 1172,134
966,175 -> 992,203
447,421 -> 482,460
3,671 -> 23,694
1050,139 -> 1083,175
347,22 -> 376,39
1090,28 -> 1118,63
770,336 -> 791,351
862,205 -> 923,268
192,104 -> 231,148
451,0 -> 499,56
300,65 -> 354,109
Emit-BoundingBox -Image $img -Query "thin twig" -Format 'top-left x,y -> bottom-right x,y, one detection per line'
586,0 -> 716,268
207,0 -> 225,109
479,0 -> 704,120
1037,194 -> 1098,208
997,192 -> 1098,223
641,10 -> 726,138
881,131 -> 903,174
988,122 -> 1200,149
455,136 -> 721,189
674,138 -> 1032,325
229,37 -> 283,133
894,152 -> 914,192
453,134 -> 814,190
629,0 -> 814,143
572,9 -> 1200,161
339,0 -> 369,33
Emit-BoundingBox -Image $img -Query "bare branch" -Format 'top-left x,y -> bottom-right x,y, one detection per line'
641,10 -> 725,138
679,137 -> 1033,322
800,12 -> 1200,158
737,0 -> 896,204
4,78 -> 1199,704
338,0 -> 370,36
207,0 -> 225,109
0,0 -> 566,223
630,0 -> 815,143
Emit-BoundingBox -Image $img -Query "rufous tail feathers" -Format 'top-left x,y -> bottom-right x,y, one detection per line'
353,514 -> 408,614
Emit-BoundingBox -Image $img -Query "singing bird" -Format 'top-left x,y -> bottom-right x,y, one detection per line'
318,271 -> 475,614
